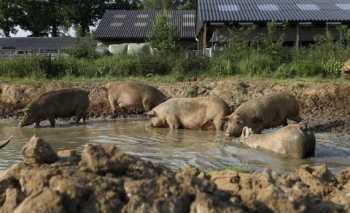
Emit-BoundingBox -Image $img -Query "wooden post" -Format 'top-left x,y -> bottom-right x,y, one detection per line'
296,23 -> 300,50
203,22 -> 208,50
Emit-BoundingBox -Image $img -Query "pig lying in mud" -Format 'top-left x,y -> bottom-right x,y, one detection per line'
105,82 -> 167,115
0,136 -> 12,149
19,89 -> 89,128
240,124 -> 316,159
146,96 -> 230,130
225,92 -> 301,137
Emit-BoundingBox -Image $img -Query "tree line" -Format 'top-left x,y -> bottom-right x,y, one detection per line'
0,0 -> 195,37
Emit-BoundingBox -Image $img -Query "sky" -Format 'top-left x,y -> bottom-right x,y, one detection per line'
0,22 -> 99,38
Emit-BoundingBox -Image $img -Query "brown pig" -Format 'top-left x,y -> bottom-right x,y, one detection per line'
146,96 -> 230,130
240,124 -> 316,159
19,88 -> 89,128
225,92 -> 301,137
105,82 -> 167,114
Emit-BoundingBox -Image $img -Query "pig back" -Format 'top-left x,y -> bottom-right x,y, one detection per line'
30,89 -> 89,118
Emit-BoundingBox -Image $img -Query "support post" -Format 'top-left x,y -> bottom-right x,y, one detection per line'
203,22 -> 208,50
295,23 -> 300,50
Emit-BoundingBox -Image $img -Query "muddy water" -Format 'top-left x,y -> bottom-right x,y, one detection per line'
0,119 -> 349,172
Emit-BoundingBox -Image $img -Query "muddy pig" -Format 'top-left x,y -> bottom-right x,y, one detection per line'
240,124 -> 315,159
146,96 -> 230,130
105,82 -> 167,115
19,88 -> 89,128
225,92 -> 301,137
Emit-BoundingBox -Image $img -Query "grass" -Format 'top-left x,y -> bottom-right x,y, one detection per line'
1,24 -> 350,83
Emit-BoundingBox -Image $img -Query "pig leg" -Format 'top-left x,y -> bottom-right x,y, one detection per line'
34,121 -> 41,128
142,98 -> 152,112
166,116 -> 180,130
49,118 -> 55,128
76,116 -> 81,124
213,116 -> 224,131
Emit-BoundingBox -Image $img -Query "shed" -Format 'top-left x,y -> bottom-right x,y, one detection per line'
95,10 -> 196,46
0,37 -> 76,58
197,0 -> 350,48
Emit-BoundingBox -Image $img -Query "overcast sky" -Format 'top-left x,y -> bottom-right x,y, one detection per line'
1,22 -> 99,38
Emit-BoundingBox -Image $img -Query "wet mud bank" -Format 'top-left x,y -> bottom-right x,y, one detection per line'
0,79 -> 349,132
0,136 -> 349,212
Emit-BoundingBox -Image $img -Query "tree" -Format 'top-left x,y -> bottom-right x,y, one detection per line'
66,0 -> 105,37
17,0 -> 53,36
178,0 -> 196,9
0,0 -> 23,37
150,11 -> 178,54
144,0 -> 172,9
105,0 -> 142,10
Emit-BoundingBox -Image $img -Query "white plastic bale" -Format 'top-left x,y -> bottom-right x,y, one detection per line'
108,44 -> 128,55
95,43 -> 109,55
127,43 -> 152,55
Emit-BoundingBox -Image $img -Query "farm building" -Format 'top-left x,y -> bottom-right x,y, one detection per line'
196,0 -> 350,49
0,37 -> 76,58
95,10 -> 196,48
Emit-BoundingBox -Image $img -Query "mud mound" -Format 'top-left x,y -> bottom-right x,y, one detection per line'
0,136 -> 349,212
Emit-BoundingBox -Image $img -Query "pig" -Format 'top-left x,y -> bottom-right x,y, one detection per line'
240,124 -> 316,159
225,92 -> 301,137
0,136 -> 12,149
19,88 -> 90,128
105,82 -> 168,115
146,96 -> 230,130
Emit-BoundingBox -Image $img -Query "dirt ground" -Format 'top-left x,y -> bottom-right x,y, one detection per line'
0,79 -> 349,133
0,136 -> 349,212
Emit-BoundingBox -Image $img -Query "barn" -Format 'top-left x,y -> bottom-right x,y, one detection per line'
95,10 -> 197,48
196,0 -> 350,49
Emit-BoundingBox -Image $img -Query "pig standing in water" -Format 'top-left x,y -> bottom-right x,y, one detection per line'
19,89 -> 90,128
147,96 -> 230,130
105,82 -> 167,115
240,124 -> 316,159
225,92 -> 301,137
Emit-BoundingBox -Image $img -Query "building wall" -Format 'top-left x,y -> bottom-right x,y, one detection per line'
200,23 -> 346,49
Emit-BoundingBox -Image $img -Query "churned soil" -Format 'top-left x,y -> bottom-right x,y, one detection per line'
0,79 -> 349,132
0,136 -> 349,213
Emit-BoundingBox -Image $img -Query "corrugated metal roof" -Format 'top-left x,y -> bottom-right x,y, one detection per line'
95,10 -> 196,40
198,0 -> 350,23
0,37 -> 76,50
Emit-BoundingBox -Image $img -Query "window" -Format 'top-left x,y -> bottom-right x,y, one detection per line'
218,4 -> 239,12
183,14 -> 195,18
110,22 -> 123,27
336,4 -> 350,10
114,14 -> 126,19
183,22 -> 195,27
137,14 -> 149,18
257,4 -> 279,11
297,4 -> 320,11
134,22 -> 147,27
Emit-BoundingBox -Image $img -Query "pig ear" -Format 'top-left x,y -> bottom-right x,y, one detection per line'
145,110 -> 156,117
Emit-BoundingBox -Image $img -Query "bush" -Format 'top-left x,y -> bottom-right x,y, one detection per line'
0,56 -> 47,78
238,53 -> 275,76
274,62 -> 324,78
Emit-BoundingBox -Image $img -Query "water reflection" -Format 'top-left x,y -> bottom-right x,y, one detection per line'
0,120 -> 349,172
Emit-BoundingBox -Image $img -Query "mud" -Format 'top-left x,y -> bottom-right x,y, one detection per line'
0,136 -> 349,212
0,80 -> 349,132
